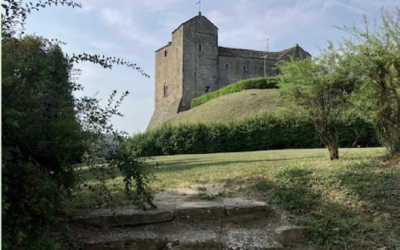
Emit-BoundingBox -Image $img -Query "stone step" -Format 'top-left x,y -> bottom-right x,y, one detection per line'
80,228 -> 284,250
226,229 -> 284,250
70,198 -> 271,228
69,207 -> 174,228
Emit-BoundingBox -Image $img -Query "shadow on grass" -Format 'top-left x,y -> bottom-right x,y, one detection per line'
74,155 -> 322,183
255,162 -> 400,249
335,161 -> 400,215
154,155 -> 322,173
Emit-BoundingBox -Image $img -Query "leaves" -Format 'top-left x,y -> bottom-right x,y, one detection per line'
338,7 -> 400,157
2,0 -> 82,38
68,53 -> 150,77
278,46 -> 358,160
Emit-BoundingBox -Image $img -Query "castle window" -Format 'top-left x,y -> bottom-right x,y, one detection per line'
260,67 -> 263,71
205,86 -> 211,93
165,50 -> 167,57
225,64 -> 229,68
243,66 -> 247,71
199,44 -> 202,52
164,85 -> 169,97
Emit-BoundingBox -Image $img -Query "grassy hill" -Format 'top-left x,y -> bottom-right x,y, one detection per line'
165,89 -> 287,126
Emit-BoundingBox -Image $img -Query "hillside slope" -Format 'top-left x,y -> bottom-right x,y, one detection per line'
165,89 -> 286,126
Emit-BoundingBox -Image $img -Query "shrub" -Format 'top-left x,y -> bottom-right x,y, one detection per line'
191,76 -> 279,108
127,115 -> 379,156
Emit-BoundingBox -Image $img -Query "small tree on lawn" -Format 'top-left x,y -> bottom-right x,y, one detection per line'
278,46 -> 357,160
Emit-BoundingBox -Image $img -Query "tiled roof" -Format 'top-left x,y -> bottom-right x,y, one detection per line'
218,46 -> 298,60
155,42 -> 172,53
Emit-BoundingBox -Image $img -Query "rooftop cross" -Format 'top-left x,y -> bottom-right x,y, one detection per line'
196,0 -> 201,14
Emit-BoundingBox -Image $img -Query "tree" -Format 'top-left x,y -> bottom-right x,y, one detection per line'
2,35 -> 90,249
339,8 -> 400,158
2,1 -> 153,248
278,46 -> 357,160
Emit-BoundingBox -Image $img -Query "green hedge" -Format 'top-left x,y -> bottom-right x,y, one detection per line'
191,76 -> 280,108
127,115 -> 379,157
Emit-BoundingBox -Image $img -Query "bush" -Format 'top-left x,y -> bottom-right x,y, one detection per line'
2,36 -> 88,249
191,76 -> 279,108
127,115 -> 379,156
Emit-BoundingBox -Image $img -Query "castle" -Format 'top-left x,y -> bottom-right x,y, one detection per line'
147,12 -> 310,130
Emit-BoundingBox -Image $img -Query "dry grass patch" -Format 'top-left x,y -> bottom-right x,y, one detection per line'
165,89 -> 285,126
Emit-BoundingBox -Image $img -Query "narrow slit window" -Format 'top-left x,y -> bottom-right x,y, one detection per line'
199,44 -> 202,52
165,50 -> 167,57
225,64 -> 229,68
243,66 -> 247,71
164,85 -> 169,97
260,67 -> 263,71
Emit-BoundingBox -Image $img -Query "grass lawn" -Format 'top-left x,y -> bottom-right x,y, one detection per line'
165,89 -> 285,126
68,148 -> 400,249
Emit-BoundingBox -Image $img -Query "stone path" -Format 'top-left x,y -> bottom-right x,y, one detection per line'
67,195 -> 315,250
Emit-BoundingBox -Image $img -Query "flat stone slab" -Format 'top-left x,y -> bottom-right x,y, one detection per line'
274,225 -> 305,244
166,230 -> 221,250
83,231 -> 162,250
174,201 -> 225,222
226,229 -> 283,250
70,208 -> 173,227
71,198 -> 271,228
223,198 -> 269,223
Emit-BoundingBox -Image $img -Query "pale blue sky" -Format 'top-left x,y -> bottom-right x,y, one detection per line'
23,0 -> 397,135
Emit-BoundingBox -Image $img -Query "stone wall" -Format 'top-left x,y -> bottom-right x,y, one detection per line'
217,56 -> 276,88
181,15 -> 218,111
154,26 -> 184,111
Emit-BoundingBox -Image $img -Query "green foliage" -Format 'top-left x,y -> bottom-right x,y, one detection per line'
109,143 -> 156,210
191,76 -> 279,108
278,45 -> 358,160
339,8 -> 400,157
2,36 -> 87,249
127,115 -> 379,156
1,1 -> 154,248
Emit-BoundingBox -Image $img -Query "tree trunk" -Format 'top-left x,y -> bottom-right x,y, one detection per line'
328,146 -> 339,160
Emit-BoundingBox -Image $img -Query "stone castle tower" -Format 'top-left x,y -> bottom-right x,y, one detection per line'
148,12 -> 310,130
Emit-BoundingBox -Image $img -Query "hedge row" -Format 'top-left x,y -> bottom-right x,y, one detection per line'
191,76 -> 280,108
127,115 -> 380,157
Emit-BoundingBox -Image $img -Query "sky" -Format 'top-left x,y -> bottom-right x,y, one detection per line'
22,0 -> 398,135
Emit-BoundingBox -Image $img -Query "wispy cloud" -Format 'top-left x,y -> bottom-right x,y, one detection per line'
101,8 -> 131,25
100,8 -> 159,47
322,0 -> 365,14
141,0 -> 184,12
215,0 -> 326,51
